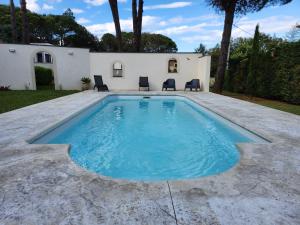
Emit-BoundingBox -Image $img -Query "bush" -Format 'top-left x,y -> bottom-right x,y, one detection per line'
224,33 -> 300,105
35,66 -> 53,86
81,77 -> 91,84
0,85 -> 10,91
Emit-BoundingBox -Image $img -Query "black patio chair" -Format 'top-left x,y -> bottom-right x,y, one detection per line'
94,75 -> 109,92
139,76 -> 150,91
162,79 -> 176,91
185,79 -> 200,91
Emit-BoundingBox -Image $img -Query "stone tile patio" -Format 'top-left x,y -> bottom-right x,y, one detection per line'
0,91 -> 299,225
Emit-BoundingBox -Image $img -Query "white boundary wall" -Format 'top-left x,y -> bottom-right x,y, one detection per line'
90,53 -> 210,91
0,44 -> 210,91
0,44 -> 90,90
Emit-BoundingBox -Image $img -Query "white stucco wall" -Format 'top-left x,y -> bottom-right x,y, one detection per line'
0,44 -> 90,90
198,56 -> 211,92
0,44 -> 211,91
90,53 -> 211,91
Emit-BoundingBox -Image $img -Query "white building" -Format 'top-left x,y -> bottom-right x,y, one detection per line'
0,44 -> 211,91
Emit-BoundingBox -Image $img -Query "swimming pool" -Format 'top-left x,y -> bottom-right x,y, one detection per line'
33,95 -> 266,181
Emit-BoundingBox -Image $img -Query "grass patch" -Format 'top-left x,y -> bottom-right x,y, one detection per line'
0,90 -> 78,114
222,91 -> 300,116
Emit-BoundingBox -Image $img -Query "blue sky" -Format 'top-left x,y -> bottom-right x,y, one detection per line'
2,0 -> 300,51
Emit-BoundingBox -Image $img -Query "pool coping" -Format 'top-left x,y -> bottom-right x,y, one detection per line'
0,91 -> 299,224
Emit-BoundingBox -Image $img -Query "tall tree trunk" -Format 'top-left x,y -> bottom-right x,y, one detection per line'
10,0 -> 17,43
132,0 -> 143,52
108,0 -> 122,52
213,2 -> 236,93
20,0 -> 29,44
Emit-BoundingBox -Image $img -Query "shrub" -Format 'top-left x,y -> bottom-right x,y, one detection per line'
35,66 -> 53,86
226,30 -> 300,105
0,85 -> 10,91
81,77 -> 91,84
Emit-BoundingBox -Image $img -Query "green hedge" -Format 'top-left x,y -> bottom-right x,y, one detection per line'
35,66 -> 53,86
224,36 -> 300,105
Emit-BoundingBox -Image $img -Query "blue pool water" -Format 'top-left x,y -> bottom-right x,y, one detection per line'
33,95 -> 265,181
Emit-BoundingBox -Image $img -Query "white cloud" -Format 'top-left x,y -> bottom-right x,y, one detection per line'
84,11 -> 299,49
26,0 -> 40,12
144,2 -> 192,10
84,0 -> 106,6
232,16 -> 300,38
42,4 -> 54,10
47,0 -> 62,2
87,16 -> 158,37
181,30 -> 223,44
26,0 -> 63,12
77,18 -> 91,24
71,8 -> 85,14
84,0 -> 126,6
179,15 -> 300,47
155,21 -> 222,36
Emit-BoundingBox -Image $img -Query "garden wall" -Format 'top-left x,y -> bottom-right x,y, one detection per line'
0,44 -> 211,91
0,44 -> 90,90
90,53 -> 211,91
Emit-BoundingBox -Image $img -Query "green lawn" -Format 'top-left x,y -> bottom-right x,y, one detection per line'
0,90 -> 78,114
222,91 -> 300,116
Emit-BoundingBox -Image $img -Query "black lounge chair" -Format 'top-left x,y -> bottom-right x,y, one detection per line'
139,76 -> 150,91
94,75 -> 109,92
185,79 -> 200,91
162,79 -> 176,91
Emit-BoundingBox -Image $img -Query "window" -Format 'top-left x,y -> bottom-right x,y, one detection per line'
113,62 -> 123,77
168,59 -> 178,73
35,51 -> 53,64
45,53 -> 52,63
37,52 -> 43,63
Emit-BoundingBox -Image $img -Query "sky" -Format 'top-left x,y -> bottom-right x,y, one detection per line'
1,0 -> 300,51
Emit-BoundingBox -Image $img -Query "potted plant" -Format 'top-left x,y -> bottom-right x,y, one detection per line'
81,77 -> 91,90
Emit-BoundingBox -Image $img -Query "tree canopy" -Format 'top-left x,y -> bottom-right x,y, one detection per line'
207,0 -> 292,14
0,5 -> 101,50
99,32 -> 178,53
195,43 -> 208,55
0,4 -> 177,53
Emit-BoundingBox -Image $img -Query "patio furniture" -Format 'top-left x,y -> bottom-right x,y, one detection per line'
94,75 -> 109,92
162,79 -> 176,91
139,76 -> 150,91
185,79 -> 201,91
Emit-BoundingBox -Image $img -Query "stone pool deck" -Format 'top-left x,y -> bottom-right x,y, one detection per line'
0,91 -> 299,225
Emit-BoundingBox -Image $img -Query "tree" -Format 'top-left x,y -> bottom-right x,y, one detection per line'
63,8 -> 75,20
20,0 -> 29,44
142,33 -> 177,52
246,24 -> 260,96
132,0 -> 144,52
286,23 -> 300,41
99,32 -> 177,53
108,0 -> 122,51
52,9 -> 76,46
9,0 -> 17,43
208,44 -> 221,78
207,0 -> 292,93
0,5 -> 100,49
99,33 -> 118,51
195,43 -> 207,54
